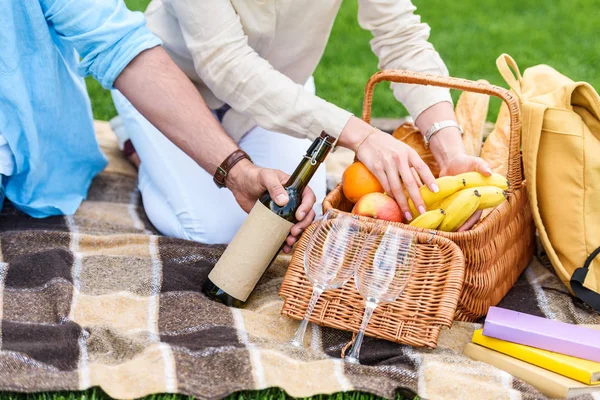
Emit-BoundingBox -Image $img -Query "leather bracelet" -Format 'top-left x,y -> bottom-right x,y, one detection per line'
213,149 -> 252,189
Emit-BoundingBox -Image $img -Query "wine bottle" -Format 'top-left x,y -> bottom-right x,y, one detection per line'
202,131 -> 335,307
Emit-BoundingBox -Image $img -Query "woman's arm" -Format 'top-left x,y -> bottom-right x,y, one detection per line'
357,0 -> 490,176
357,0 -> 453,120
165,0 -> 353,141
351,0 -> 491,226
164,0 -> 445,219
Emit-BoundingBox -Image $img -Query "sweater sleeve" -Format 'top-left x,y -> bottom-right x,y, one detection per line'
39,0 -> 162,89
358,0 -> 454,120
163,0 -> 353,140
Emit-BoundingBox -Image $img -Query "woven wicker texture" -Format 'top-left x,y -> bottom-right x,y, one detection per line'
322,70 -> 536,321
279,217 -> 465,349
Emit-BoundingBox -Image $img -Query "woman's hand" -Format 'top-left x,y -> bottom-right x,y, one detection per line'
438,153 -> 492,232
337,117 -> 438,221
226,159 -> 316,253
414,101 -> 498,232
438,153 -> 492,178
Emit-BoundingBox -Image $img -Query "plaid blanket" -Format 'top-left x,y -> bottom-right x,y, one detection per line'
0,122 -> 598,400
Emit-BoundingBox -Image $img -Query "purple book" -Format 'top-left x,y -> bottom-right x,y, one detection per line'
482,307 -> 600,363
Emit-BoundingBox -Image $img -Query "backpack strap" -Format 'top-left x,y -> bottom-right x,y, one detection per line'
496,54 -> 523,98
571,247 -> 600,312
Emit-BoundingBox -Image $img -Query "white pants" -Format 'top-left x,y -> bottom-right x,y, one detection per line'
110,78 -> 326,244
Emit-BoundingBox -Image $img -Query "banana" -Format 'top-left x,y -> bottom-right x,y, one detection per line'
432,189 -> 463,211
438,189 -> 481,232
472,185 -> 507,209
409,176 -> 465,216
409,209 -> 445,229
455,171 -> 509,190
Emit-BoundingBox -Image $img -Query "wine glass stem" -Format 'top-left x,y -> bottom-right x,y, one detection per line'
290,286 -> 324,346
346,300 -> 378,362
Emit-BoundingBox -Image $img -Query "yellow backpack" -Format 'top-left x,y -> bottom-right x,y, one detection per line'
496,54 -> 600,311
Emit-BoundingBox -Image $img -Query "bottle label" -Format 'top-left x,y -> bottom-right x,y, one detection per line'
208,200 -> 294,302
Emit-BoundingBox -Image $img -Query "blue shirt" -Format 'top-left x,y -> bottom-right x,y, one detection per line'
0,0 -> 161,218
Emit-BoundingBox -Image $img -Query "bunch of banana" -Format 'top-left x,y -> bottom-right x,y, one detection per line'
407,172 -> 509,232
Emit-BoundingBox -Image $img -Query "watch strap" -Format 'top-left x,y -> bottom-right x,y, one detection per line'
424,120 -> 463,148
213,149 -> 252,189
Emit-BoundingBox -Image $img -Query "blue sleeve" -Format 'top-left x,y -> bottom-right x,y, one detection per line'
39,0 -> 162,89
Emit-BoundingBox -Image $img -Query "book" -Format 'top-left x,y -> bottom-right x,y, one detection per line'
483,306 -> 600,363
463,343 -> 600,399
472,329 -> 600,385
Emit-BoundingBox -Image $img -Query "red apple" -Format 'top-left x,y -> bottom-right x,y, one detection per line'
351,192 -> 402,222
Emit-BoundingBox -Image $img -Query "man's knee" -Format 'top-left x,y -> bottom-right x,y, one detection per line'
178,210 -> 244,245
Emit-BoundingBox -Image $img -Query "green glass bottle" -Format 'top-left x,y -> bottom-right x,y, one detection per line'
202,131 -> 335,307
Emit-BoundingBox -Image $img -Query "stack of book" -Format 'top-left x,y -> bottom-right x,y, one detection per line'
463,307 -> 600,399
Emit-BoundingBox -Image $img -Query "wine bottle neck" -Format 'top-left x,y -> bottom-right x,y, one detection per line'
286,132 -> 334,192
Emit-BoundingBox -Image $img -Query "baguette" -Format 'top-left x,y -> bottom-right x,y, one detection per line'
392,122 -> 440,177
455,80 -> 490,157
481,101 -> 511,176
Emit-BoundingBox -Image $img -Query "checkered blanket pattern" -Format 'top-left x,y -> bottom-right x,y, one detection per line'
0,122 -> 598,400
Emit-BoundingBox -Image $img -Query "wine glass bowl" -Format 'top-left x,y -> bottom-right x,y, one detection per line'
303,211 -> 365,289
355,224 -> 415,303
290,209 -> 364,348
344,223 -> 416,364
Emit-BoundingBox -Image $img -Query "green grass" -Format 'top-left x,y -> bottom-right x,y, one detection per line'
0,387 -> 414,400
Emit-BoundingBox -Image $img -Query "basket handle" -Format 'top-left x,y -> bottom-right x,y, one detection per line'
362,70 -> 523,191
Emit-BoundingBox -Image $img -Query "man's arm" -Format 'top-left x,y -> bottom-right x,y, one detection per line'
39,0 -> 315,247
115,47 -> 315,251
114,47 -> 237,180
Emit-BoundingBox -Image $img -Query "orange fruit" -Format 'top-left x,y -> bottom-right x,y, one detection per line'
342,161 -> 384,203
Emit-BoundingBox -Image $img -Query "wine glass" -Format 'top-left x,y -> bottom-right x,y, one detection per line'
290,209 -> 364,348
344,223 -> 416,364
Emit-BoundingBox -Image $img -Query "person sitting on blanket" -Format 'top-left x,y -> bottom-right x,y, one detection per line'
109,0 -> 494,245
0,0 -> 317,253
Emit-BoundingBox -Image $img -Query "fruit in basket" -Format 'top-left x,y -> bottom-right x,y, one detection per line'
438,189 -> 482,232
408,175 -> 465,217
351,192 -> 402,222
455,171 -> 509,190
342,161 -> 384,203
432,189 -> 463,211
473,186 -> 507,209
409,209 -> 445,229
434,185 -> 507,212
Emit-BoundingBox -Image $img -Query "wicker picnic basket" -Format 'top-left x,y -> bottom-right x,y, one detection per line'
279,217 -> 465,349
325,70 -> 536,321
281,70 -> 535,332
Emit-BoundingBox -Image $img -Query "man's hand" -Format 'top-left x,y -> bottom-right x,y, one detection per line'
226,159 -> 316,253
114,48 -> 315,249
